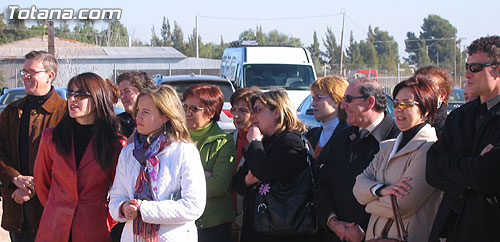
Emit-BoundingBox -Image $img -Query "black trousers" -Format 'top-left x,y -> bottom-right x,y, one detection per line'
9,203 -> 35,242
198,222 -> 232,242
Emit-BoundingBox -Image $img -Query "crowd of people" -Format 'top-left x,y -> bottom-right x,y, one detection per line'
0,35 -> 499,242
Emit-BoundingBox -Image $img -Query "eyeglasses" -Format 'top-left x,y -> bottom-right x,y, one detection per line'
393,100 -> 420,109
311,94 -> 329,103
465,62 -> 500,73
183,104 -> 205,113
343,95 -> 369,103
66,90 -> 91,100
230,107 -> 250,114
19,69 -> 47,78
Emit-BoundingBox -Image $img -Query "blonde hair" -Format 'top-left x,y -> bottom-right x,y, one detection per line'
251,89 -> 306,134
310,75 -> 349,104
310,75 -> 349,122
134,84 -> 191,143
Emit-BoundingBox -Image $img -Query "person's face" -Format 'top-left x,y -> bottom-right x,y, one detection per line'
394,87 -> 424,132
119,80 -> 140,114
340,83 -> 369,127
67,86 -> 95,125
184,96 -> 213,130
231,100 -> 252,130
311,89 -> 339,122
22,59 -> 54,96
251,100 -> 278,136
465,51 -> 500,102
135,95 -> 168,135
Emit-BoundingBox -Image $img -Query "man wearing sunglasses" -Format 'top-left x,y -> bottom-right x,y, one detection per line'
427,36 -> 500,242
0,50 -> 66,241
315,78 -> 399,242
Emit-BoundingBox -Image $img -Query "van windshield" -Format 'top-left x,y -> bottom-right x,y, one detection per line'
243,64 -> 315,90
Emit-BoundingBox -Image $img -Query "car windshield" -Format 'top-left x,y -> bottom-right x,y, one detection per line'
0,90 -> 26,105
243,64 -> 315,90
163,81 -> 233,102
448,89 -> 465,104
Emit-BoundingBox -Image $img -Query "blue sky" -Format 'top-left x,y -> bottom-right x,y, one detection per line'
3,0 -> 497,59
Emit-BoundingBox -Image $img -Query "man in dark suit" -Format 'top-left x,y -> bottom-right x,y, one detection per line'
315,78 -> 400,242
426,36 -> 500,242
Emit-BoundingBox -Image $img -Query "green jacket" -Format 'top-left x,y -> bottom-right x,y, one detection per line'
190,122 -> 235,229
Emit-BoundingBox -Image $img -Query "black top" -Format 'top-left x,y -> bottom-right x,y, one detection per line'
18,87 -> 55,175
232,130 -> 313,242
426,97 -> 500,242
118,112 -> 135,138
432,103 -> 447,138
73,120 -> 94,168
397,122 -> 426,152
314,113 -> 400,242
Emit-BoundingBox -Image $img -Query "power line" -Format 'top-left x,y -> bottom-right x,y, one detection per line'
198,12 -> 343,21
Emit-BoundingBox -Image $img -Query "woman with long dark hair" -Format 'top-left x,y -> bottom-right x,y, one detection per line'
34,72 -> 127,242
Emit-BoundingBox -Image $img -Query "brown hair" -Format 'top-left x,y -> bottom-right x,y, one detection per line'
414,66 -> 453,104
467,35 -> 500,62
230,87 -> 261,108
116,71 -> 155,91
310,75 -> 349,122
393,75 -> 439,124
25,50 -> 58,81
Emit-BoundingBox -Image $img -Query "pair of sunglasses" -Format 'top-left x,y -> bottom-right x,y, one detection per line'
393,100 -> 420,109
465,62 -> 500,73
183,104 -> 205,113
66,90 -> 91,100
343,95 -> 369,103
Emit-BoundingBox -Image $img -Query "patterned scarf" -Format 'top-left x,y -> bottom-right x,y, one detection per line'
132,131 -> 170,242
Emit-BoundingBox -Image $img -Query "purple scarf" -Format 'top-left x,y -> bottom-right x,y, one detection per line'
132,132 -> 170,242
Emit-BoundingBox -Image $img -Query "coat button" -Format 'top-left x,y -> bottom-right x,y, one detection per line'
31,110 -> 37,115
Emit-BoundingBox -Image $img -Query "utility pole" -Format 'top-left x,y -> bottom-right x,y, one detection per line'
454,29 -> 457,84
48,21 -> 55,56
339,10 -> 345,76
195,14 -> 199,58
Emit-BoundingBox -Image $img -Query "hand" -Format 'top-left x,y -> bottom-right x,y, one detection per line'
204,171 -> 212,179
11,188 -> 32,204
246,125 -> 263,143
121,199 -> 141,220
328,219 -> 364,241
379,177 -> 412,198
481,144 -> 494,156
12,175 -> 34,194
244,170 -> 260,186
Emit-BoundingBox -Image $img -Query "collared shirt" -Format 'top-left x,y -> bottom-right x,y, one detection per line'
486,94 -> 500,110
362,112 -> 385,134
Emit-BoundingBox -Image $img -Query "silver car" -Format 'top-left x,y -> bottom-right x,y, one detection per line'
155,74 -> 236,133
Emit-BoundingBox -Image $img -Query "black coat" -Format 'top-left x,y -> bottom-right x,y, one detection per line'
314,113 -> 399,242
305,120 -> 349,166
231,131 -> 315,242
118,112 -> 135,138
426,98 -> 500,242
432,103 -> 448,138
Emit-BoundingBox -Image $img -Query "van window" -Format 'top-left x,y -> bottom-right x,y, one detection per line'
243,64 -> 314,90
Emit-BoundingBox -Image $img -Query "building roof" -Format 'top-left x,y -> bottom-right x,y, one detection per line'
0,35 -> 186,60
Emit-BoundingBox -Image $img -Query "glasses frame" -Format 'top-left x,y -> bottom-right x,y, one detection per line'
311,94 -> 330,103
465,62 -> 500,73
19,69 -> 48,78
343,95 -> 369,103
183,104 -> 205,113
393,100 -> 420,109
66,90 -> 92,100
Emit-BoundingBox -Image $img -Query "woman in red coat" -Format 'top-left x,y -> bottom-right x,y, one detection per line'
34,72 -> 126,242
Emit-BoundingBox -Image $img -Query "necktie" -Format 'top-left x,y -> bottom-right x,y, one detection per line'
359,128 -> 370,139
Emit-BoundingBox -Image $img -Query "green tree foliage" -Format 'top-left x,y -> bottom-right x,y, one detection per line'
359,40 -> 378,68
239,27 -> 301,47
323,27 -> 342,70
161,17 -> 172,46
371,27 -> 399,73
151,25 -> 162,46
405,14 -> 461,74
308,31 -> 323,75
172,21 -> 185,53
346,31 -> 365,70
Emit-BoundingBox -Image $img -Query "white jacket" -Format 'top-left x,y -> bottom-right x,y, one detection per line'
109,141 -> 206,242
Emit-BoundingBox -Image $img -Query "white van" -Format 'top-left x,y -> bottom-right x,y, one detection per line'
219,41 -> 316,109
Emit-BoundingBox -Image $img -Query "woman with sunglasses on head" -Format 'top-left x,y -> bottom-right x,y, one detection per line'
353,76 -> 441,242
108,85 -> 206,242
232,89 -> 315,242
183,84 -> 236,242
34,72 -> 127,242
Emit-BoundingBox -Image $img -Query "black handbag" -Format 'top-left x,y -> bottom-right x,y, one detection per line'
252,135 -> 318,236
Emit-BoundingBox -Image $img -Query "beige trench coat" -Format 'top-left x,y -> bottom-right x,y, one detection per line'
353,124 -> 441,242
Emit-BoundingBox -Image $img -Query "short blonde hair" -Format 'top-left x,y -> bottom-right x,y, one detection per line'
251,89 -> 306,134
134,84 -> 191,143
310,75 -> 349,104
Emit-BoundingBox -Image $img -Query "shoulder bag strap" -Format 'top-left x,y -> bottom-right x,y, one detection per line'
390,195 -> 408,242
